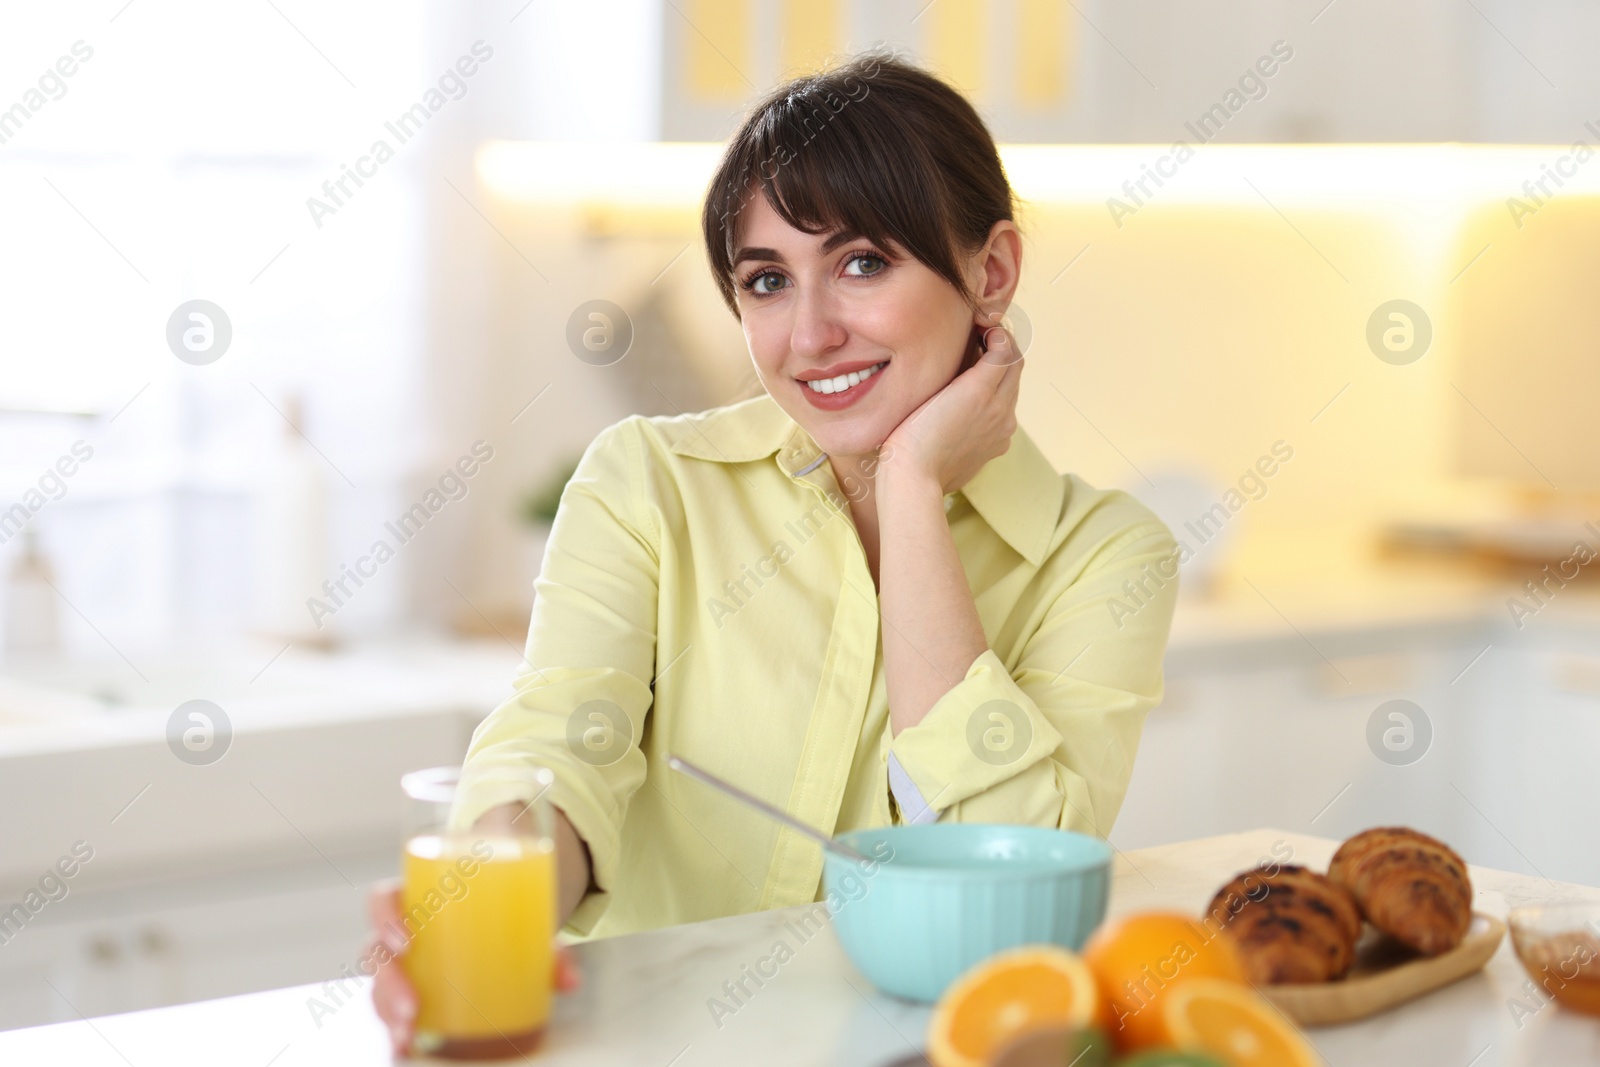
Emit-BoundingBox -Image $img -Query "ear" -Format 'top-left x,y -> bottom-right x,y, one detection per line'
968,220 -> 1023,329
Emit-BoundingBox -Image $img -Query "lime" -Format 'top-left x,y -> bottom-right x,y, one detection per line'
1115,1051 -> 1229,1067
1060,1027 -> 1113,1067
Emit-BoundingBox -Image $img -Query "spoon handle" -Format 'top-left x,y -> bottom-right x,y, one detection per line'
667,754 -> 872,864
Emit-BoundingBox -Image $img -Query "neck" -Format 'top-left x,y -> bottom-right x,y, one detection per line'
828,450 -> 881,508
827,449 -> 883,582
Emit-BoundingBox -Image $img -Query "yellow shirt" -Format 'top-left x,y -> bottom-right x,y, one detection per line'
455,392 -> 1179,940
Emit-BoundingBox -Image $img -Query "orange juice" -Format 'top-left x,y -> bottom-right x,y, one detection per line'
401,833 -> 556,1054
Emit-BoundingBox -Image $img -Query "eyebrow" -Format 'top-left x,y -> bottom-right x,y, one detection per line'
732,231 -> 866,267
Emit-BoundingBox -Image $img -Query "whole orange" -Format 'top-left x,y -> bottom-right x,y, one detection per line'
1081,911 -> 1247,1052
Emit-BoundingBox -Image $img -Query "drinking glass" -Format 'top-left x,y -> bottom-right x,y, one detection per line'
398,764 -> 557,1059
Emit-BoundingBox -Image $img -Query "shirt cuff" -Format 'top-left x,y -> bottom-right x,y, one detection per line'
887,751 -> 939,825
450,763 -> 625,939
450,766 -> 620,885
888,647 -> 1065,815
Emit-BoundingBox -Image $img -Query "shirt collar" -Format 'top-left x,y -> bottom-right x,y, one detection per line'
660,393 -> 1064,568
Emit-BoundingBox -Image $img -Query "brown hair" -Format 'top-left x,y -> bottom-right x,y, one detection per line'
701,52 -> 1015,317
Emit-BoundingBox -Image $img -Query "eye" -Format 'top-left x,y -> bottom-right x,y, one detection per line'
743,270 -> 789,296
843,253 -> 887,277
736,247 -> 889,299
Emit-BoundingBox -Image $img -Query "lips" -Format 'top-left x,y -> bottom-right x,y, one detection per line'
800,360 -> 887,395
797,359 -> 887,411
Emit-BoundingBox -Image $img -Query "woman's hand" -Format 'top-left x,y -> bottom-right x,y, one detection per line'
366,881 -> 581,1057
879,323 -> 1023,495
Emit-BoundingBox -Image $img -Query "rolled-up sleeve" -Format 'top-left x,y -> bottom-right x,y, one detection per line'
451,418 -> 659,933
885,519 -> 1179,837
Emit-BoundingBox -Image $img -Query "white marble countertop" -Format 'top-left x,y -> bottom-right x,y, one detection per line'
4,829 -> 1599,1066
0,636 -> 523,756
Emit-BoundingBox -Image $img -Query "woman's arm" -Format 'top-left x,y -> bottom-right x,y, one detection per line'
875,324 -> 1179,832
878,328 -> 1023,738
452,417 -> 659,933
884,512 -> 1179,833
552,808 -> 593,924
490,800 -> 593,925
876,462 -> 990,737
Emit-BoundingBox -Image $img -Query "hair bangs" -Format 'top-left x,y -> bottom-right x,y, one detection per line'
702,53 -> 1012,316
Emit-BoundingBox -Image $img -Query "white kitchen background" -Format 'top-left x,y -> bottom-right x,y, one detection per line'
2,0 -> 1598,1034
7,0 -> 1600,647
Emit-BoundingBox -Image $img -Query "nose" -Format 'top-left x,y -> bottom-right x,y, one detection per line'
788,284 -> 847,362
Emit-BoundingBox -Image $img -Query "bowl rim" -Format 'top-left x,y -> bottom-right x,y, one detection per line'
825,825 -> 1113,881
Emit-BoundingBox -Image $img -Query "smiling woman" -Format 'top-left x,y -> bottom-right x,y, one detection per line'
369,52 -> 1181,1058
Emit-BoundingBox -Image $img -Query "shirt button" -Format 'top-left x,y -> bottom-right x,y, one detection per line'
943,494 -> 955,513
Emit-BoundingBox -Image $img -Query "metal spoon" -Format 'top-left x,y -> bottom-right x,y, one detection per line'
666,754 -> 873,864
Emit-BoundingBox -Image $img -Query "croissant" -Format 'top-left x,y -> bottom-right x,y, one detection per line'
1328,826 -> 1472,956
1206,864 -> 1362,984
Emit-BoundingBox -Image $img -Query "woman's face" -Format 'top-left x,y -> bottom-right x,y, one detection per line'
732,194 -> 987,459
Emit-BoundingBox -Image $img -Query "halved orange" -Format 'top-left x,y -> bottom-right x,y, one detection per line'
1082,911 -> 1248,1051
926,946 -> 1102,1067
1161,978 -> 1323,1067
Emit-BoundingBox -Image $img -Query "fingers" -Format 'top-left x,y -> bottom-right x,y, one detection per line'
983,328 -> 1024,442
371,945 -> 417,1055
367,882 -> 416,1056
368,882 -> 412,958
367,880 -> 403,932
978,327 -> 1024,420
983,327 -> 1025,391
999,349 -> 1024,397
979,326 -> 1023,369
555,944 -> 582,992
364,882 -> 578,1058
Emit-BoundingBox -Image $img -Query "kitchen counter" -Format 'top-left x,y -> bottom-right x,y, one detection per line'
0,637 -> 523,756
5,828 -> 1598,1065
0,637 -> 524,894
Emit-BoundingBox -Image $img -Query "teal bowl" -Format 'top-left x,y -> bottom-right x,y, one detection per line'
821,824 -> 1111,1003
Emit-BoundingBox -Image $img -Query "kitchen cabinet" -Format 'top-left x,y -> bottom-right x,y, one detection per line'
1116,610 -> 1600,888
0,641 -> 518,1032
0,859 -> 383,1030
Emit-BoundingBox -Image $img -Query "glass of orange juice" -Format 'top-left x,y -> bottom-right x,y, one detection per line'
399,764 -> 557,1059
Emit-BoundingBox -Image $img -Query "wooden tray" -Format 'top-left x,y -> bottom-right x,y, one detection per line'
1262,912 -> 1505,1026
